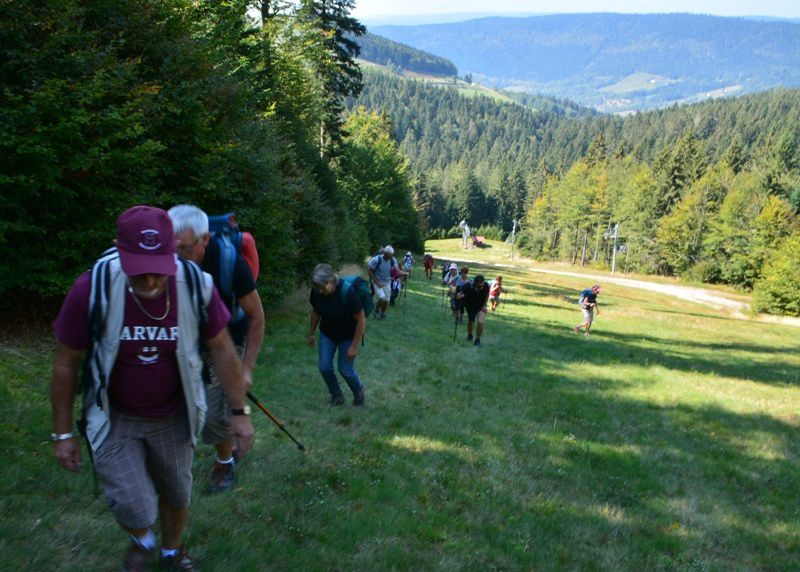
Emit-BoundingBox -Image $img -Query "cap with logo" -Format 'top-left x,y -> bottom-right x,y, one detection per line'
116,205 -> 177,276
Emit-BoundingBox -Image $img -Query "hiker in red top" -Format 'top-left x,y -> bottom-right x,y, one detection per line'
50,205 -> 253,571
423,253 -> 435,280
489,275 -> 506,311
169,205 -> 265,494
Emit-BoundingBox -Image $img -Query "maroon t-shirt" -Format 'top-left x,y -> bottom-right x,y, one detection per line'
53,271 -> 230,418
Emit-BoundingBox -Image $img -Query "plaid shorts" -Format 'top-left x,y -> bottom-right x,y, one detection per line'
94,409 -> 193,529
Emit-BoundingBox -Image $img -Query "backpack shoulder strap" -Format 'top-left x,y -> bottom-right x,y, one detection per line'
180,259 -> 209,344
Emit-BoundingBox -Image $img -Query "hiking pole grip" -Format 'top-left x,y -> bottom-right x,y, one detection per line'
246,391 -> 306,451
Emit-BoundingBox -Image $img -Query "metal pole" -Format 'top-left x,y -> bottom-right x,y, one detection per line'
611,223 -> 619,274
510,220 -> 517,261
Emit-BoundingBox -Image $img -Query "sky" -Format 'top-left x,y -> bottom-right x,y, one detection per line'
352,0 -> 800,19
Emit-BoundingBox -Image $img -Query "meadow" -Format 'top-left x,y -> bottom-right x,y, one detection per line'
1,240 -> 798,571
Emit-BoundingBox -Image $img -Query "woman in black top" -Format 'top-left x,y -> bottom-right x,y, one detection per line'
308,264 -> 366,405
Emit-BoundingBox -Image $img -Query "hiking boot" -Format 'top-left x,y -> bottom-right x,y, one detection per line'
331,393 -> 346,406
207,461 -> 235,493
466,333 -> 473,341
474,338 -> 481,346
122,539 -> 153,572
160,547 -> 196,571
353,388 -> 365,406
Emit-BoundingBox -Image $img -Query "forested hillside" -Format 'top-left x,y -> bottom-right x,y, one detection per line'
356,32 -> 457,77
372,14 -> 800,112
353,70 -> 800,314
0,0 -> 420,315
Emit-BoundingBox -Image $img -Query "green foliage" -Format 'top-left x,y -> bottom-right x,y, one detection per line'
337,108 -> 422,251
0,0 -> 420,311
753,232 -> 800,316
357,32 -> 458,77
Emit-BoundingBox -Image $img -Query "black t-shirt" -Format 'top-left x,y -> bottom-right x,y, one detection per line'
202,238 -> 257,346
310,280 -> 363,343
459,281 -> 490,313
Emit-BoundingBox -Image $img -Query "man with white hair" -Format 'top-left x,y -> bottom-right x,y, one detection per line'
168,205 -> 265,494
368,245 -> 407,320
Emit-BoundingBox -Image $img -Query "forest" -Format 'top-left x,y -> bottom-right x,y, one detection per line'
351,70 -> 800,315
2,2 -> 799,317
356,32 -> 458,77
0,0 -> 420,314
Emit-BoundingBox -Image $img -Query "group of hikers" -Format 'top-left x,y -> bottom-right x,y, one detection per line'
48,203 -> 601,570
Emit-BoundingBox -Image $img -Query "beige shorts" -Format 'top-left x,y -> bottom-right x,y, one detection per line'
374,282 -> 392,301
582,306 -> 594,324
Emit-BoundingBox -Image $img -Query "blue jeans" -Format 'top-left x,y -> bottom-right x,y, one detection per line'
318,332 -> 363,398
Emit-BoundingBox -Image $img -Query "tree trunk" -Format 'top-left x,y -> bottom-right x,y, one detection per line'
571,224 -> 580,265
581,229 -> 588,265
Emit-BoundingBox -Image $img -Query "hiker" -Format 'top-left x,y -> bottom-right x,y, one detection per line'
50,205 -> 254,571
575,284 -> 601,335
442,262 -> 457,285
168,205 -> 265,493
403,251 -> 414,275
423,253 -> 435,280
489,275 -> 506,311
368,245 -> 407,320
448,266 -> 470,322
457,274 -> 490,346
308,263 -> 366,406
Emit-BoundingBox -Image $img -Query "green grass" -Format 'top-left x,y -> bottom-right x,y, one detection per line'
2,241 -> 800,570
600,72 -> 675,94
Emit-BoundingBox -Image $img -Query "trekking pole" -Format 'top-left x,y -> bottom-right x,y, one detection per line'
402,276 -> 408,313
77,418 -> 100,496
246,392 -> 306,451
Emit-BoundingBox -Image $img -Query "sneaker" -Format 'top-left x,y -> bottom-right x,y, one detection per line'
207,461 -> 235,493
122,539 -> 153,572
374,312 -> 384,320
474,338 -> 481,346
331,393 -> 345,406
353,388 -> 365,406
160,547 -> 196,571
573,326 -> 580,334
466,333 -> 473,341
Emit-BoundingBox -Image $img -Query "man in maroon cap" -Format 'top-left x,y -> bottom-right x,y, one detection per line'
50,205 -> 254,571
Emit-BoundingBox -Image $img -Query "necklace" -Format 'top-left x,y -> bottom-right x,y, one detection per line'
127,282 -> 171,321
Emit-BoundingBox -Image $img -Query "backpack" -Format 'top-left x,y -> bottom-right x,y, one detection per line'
340,275 -> 374,318
207,212 -> 259,322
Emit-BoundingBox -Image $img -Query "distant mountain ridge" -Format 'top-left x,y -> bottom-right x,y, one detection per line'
372,13 -> 800,112
356,32 -> 458,77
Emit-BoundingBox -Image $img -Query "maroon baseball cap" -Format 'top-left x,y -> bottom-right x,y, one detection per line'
116,206 -> 177,276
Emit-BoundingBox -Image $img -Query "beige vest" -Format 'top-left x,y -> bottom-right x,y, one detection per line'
83,252 -> 213,451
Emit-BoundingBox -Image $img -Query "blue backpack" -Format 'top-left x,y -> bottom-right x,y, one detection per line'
340,275 -> 374,318
208,213 -> 259,323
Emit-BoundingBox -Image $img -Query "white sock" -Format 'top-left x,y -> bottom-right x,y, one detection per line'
217,457 -> 234,465
161,547 -> 178,558
132,529 -> 156,551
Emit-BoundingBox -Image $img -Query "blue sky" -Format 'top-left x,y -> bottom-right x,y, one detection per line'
352,0 -> 800,19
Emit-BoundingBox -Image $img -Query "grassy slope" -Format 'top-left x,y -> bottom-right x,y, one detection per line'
358,58 -> 517,104
2,240 -> 799,570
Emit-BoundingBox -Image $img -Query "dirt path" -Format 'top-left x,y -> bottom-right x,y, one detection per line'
445,257 -> 800,327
